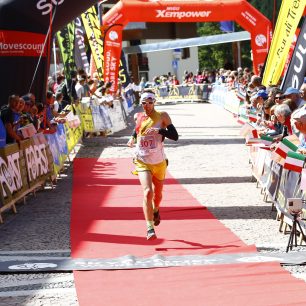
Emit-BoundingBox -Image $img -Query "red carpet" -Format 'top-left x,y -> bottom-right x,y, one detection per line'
71,158 -> 306,305
71,158 -> 255,258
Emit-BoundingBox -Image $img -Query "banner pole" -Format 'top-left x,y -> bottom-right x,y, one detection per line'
28,5 -> 57,94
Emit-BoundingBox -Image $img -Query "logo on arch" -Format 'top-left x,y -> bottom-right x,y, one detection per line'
255,34 -> 267,47
109,30 -> 119,41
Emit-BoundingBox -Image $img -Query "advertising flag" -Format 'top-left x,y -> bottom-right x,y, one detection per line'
56,22 -> 77,80
281,17 -> 306,91
81,6 -> 104,80
74,17 -> 90,74
103,24 -> 123,94
262,0 -> 306,86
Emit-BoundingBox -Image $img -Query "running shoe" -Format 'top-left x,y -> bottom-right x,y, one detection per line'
147,228 -> 157,240
153,210 -> 161,226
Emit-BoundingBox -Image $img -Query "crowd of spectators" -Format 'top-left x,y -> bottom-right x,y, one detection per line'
1,68 -> 128,145
215,67 -> 306,154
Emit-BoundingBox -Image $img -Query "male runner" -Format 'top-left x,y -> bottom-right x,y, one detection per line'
127,89 -> 179,240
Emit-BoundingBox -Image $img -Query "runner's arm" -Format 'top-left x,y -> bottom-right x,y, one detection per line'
159,112 -> 178,141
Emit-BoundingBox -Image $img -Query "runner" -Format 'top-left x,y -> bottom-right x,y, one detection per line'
127,89 -> 179,240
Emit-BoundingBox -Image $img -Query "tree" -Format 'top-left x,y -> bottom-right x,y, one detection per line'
197,1 -> 282,71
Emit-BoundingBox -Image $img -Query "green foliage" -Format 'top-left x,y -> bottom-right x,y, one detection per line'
197,22 -> 251,71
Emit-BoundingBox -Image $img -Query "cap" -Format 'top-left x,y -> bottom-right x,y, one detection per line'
140,92 -> 156,102
292,107 -> 306,120
251,89 -> 268,101
283,87 -> 300,95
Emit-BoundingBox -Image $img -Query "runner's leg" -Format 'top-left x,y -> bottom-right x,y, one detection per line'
152,176 -> 164,212
138,171 -> 154,222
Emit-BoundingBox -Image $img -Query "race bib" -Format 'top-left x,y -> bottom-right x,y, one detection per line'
137,135 -> 157,156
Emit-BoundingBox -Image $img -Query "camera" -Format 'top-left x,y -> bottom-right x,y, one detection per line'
286,198 -> 303,214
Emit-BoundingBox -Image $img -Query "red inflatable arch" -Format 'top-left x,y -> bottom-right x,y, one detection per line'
103,0 -> 272,93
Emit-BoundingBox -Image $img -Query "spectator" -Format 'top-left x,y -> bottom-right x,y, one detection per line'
75,75 -> 86,101
61,70 -> 78,105
1,95 -> 23,144
274,104 -> 293,138
53,92 -> 64,116
291,108 -> 306,153
283,98 -> 298,112
283,87 -> 305,108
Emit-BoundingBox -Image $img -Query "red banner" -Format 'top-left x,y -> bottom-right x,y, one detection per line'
103,24 -> 123,94
0,30 -> 46,57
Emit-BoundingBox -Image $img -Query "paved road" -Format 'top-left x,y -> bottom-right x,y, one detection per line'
0,102 -> 305,305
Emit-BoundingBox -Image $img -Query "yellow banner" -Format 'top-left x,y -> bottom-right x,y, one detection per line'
81,6 -> 104,80
262,0 -> 306,86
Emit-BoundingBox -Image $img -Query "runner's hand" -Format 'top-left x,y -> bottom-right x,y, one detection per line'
127,137 -> 135,147
144,127 -> 159,135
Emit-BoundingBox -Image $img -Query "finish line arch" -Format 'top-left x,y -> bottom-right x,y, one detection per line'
102,0 -> 272,94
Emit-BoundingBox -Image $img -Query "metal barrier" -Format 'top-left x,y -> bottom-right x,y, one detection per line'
150,84 -> 212,104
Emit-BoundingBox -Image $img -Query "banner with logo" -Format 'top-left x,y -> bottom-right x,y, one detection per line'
20,137 -> 51,188
81,6 -> 104,80
56,22 -> 77,81
0,144 -> 28,206
281,17 -> 306,91
103,0 -> 271,75
0,0 -> 97,106
74,17 -> 90,74
103,24 -> 123,94
263,0 -> 306,86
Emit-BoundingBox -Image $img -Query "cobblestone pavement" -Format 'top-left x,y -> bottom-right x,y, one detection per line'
0,102 -> 305,305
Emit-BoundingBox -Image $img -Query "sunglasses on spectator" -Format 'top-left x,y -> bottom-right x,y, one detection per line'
141,101 -> 154,105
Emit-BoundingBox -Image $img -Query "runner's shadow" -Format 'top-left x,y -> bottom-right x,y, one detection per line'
155,240 -> 240,251
84,233 -> 163,246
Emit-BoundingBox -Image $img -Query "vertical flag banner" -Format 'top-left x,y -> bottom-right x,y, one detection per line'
56,22 -> 77,80
74,17 -> 90,74
103,24 -> 123,94
281,17 -> 306,90
263,0 -> 306,86
81,6 -> 104,80
220,21 -> 234,33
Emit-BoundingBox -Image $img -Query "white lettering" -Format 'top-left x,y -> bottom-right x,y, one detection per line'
156,10 -> 211,19
36,0 -> 65,16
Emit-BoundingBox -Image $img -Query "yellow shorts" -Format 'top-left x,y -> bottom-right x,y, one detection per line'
133,159 -> 167,181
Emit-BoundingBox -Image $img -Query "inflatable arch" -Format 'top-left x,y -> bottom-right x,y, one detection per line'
103,0 -> 272,93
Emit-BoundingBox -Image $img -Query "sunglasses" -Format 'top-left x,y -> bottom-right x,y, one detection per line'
141,101 -> 154,105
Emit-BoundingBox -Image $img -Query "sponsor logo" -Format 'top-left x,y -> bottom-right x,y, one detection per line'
0,31 -> 46,57
156,9 -> 211,19
109,30 -> 119,41
36,0 -> 65,16
9,263 -> 58,270
255,34 -> 267,47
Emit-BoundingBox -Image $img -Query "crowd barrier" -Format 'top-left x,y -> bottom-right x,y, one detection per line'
153,84 -> 212,104
0,99 -> 128,223
210,84 -> 306,242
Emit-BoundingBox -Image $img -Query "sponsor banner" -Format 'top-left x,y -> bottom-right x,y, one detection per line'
20,138 -> 50,188
263,0 -> 306,86
81,6 -> 104,80
74,17 -> 90,74
103,24 -> 123,94
0,144 -> 28,205
56,23 -> 77,80
0,30 -> 46,57
281,17 -> 306,91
